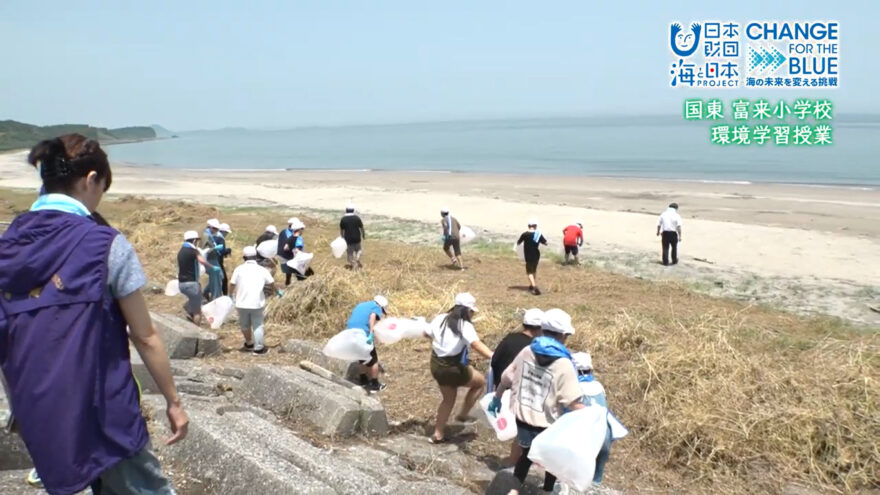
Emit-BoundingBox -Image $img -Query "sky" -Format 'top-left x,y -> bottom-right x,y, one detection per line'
0,0 -> 871,130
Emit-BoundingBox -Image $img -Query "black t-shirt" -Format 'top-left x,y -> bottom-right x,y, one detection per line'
177,246 -> 198,283
518,232 -> 547,263
339,215 -> 364,244
277,229 -> 294,260
490,332 -> 534,388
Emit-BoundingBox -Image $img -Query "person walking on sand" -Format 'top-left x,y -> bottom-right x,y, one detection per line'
489,308 -> 585,495
489,308 -> 544,465
423,292 -> 493,443
440,207 -> 465,270
562,221 -> 584,265
0,134 -> 188,494
230,246 -> 277,354
340,204 -> 366,270
179,230 -> 217,326
346,295 -> 390,392
656,202 -> 683,266
517,218 -> 548,295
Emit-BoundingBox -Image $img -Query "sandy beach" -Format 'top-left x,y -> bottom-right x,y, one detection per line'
2,150 -> 878,324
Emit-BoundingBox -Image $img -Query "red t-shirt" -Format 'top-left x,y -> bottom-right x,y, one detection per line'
563,225 -> 582,246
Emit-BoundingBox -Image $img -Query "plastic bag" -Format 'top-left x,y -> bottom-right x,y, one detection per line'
513,241 -> 525,261
479,390 -> 518,442
322,328 -> 373,361
286,252 -> 314,275
202,296 -> 235,330
199,263 -> 206,278
608,412 -> 629,440
257,239 -> 278,259
373,317 -> 427,345
459,226 -> 477,245
164,279 -> 180,296
330,237 -> 347,259
528,407 -> 609,491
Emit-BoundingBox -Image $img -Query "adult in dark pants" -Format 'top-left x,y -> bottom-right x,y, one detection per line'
440,207 -> 464,270
656,202 -> 683,265
277,218 -> 302,286
516,218 -> 548,295
217,223 -> 233,296
489,308 -> 544,465
340,204 -> 366,270
179,231 -> 217,326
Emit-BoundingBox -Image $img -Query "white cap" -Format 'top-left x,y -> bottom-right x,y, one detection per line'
575,220 -> 583,227
287,217 -> 298,225
440,207 -> 449,214
290,219 -> 305,231
265,225 -> 278,235
346,203 -> 355,211
219,223 -> 231,233
541,308 -> 574,335
373,295 -> 388,308
527,217 -> 538,226
243,245 -> 257,257
454,292 -> 478,312
206,218 -> 221,229
572,352 -> 593,371
183,230 -> 199,241
523,308 -> 544,327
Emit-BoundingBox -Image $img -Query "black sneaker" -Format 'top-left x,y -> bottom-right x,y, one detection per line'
253,347 -> 268,355
240,343 -> 254,352
533,287 -> 542,295
359,374 -> 369,386
365,381 -> 387,393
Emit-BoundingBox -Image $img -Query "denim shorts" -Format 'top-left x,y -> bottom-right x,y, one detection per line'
515,419 -> 546,449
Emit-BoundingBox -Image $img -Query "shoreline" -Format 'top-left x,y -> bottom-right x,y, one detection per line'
2,149 -> 879,325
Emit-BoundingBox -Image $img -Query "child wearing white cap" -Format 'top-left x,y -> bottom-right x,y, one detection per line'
516,218 -> 548,295
345,295 -> 390,391
489,308 -> 544,464
229,245 -> 277,354
177,230 -> 218,326
440,207 -> 464,270
277,218 -> 306,286
423,292 -> 494,443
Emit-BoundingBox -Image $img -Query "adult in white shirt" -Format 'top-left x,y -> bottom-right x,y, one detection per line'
656,202 -> 683,265
423,292 -> 493,443
230,246 -> 277,354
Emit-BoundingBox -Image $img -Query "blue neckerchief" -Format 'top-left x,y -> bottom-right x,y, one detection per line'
577,374 -> 595,383
532,230 -> 542,243
182,242 -> 197,249
530,336 -> 572,360
30,193 -> 90,217
284,228 -> 293,237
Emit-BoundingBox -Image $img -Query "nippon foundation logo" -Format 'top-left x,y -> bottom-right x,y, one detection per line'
669,21 -> 840,89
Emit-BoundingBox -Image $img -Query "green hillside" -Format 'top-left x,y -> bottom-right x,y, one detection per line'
0,120 -> 157,152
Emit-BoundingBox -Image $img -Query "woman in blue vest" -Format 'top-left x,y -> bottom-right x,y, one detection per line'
0,134 -> 188,495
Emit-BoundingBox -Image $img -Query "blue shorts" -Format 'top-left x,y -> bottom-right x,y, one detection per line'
515,419 -> 546,449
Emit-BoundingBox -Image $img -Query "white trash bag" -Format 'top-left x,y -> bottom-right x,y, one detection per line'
459,226 -> 477,245
513,241 -> 525,261
330,237 -> 347,259
528,406 -> 609,491
286,252 -> 314,275
199,263 -> 206,278
164,279 -> 180,297
373,317 -> 427,345
257,239 -> 278,259
202,296 -> 235,330
479,390 -> 518,442
322,328 -> 373,361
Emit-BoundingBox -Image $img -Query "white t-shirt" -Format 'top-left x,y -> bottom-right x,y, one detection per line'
657,208 -> 682,232
426,314 -> 479,357
230,261 -> 274,309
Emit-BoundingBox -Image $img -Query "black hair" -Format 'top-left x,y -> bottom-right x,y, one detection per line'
523,323 -> 542,332
440,305 -> 472,341
28,134 -> 112,194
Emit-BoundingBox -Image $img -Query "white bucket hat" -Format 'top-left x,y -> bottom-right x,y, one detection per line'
290,219 -> 306,231
219,223 -> 231,233
454,292 -> 478,312
206,218 -> 221,229
183,230 -> 199,241
541,308 -> 574,335
527,218 -> 538,226
287,217 -> 298,225
346,203 -> 356,211
265,225 -> 278,235
523,308 -> 544,327
373,295 -> 389,308
572,352 -> 593,371
440,207 -> 449,214
242,245 -> 257,258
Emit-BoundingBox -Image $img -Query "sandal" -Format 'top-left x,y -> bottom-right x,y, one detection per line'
428,435 -> 448,444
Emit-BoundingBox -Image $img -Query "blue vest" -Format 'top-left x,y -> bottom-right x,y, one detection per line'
0,210 -> 147,494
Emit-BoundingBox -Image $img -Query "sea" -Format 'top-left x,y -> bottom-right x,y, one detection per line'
107,117 -> 880,187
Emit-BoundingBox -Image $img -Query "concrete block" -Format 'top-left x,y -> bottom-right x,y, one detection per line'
129,347 -> 159,394
0,469 -> 45,495
0,429 -> 32,471
240,365 -> 388,436
150,312 -> 220,358
281,339 -> 360,380
377,434 -> 495,484
485,467 -> 621,495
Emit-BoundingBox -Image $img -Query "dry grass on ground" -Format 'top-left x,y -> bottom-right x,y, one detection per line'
2,190 -> 878,494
